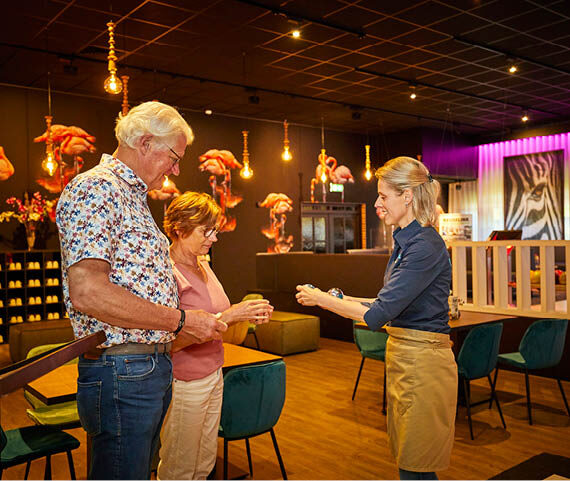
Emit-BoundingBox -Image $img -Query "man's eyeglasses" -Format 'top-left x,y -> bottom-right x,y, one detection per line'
204,226 -> 220,239
162,143 -> 183,168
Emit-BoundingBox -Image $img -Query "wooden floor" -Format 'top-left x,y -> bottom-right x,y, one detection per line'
1,337 -> 569,480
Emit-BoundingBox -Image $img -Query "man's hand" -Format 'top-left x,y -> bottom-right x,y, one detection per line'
182,309 -> 228,342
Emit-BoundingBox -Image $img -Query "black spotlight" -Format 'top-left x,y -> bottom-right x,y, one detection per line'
248,95 -> 260,104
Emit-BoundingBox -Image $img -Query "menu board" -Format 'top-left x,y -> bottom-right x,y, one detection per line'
439,213 -> 472,242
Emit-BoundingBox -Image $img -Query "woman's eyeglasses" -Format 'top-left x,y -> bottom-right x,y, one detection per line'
203,226 -> 220,239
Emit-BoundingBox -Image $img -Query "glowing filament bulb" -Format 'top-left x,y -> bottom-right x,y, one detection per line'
240,162 -> 253,179
282,120 -> 292,161
104,73 -> 122,94
162,176 -> 170,188
42,150 -> 57,176
364,144 -> 372,181
320,171 -> 327,183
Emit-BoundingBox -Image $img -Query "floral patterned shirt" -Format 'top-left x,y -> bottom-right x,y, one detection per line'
56,154 -> 178,347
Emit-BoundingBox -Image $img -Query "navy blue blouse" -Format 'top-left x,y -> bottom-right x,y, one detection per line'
363,219 -> 452,334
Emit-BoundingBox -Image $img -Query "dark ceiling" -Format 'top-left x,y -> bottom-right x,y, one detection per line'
2,0 -> 570,134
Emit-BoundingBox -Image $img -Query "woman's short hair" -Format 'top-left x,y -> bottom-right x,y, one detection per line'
163,191 -> 221,240
115,101 -> 194,150
375,156 -> 440,227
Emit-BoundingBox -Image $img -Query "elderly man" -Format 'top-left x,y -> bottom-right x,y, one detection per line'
56,101 -> 227,480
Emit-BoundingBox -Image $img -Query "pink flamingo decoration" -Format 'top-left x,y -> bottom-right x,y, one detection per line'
198,149 -> 243,232
0,146 -> 15,181
257,193 -> 294,253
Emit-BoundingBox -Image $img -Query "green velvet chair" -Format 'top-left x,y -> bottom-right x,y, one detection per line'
352,323 -> 388,414
494,318 -> 569,425
0,424 -> 80,479
24,344 -> 81,430
218,360 -> 287,480
457,323 -> 506,440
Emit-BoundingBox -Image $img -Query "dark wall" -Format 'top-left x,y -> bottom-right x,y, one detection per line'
0,85 -> 380,303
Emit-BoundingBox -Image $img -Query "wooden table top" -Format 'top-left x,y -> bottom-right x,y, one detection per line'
25,343 -> 282,406
354,310 -> 517,332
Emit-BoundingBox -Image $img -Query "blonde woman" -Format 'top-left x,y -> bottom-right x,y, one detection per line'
297,157 -> 456,480
158,192 -> 273,480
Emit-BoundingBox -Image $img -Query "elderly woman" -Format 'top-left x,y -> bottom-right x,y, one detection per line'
157,191 -> 273,480
297,157 -> 456,480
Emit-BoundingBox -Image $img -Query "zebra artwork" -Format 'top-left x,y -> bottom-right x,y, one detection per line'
504,150 -> 564,240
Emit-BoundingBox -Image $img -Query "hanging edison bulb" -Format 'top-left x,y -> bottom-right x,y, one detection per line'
239,130 -> 253,179
162,175 -> 171,189
41,115 -> 58,176
364,144 -> 372,181
281,120 -> 292,161
104,21 -> 122,95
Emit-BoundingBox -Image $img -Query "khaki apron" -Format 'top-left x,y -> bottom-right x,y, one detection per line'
385,326 -> 457,472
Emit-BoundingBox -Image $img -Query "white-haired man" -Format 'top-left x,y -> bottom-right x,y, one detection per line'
56,101 -> 227,480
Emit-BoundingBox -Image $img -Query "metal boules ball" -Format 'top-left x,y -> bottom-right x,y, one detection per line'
327,287 -> 344,299
304,284 -> 315,289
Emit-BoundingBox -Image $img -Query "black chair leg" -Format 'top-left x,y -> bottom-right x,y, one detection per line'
253,332 -> 260,350
245,438 -> 253,477
44,455 -> 52,480
67,451 -> 76,480
269,428 -> 287,480
525,369 -> 533,425
352,357 -> 365,400
488,374 -> 506,429
463,378 -> 474,440
382,363 -> 387,415
223,439 -> 228,481
24,461 -> 31,480
490,367 -> 499,409
557,379 -> 570,416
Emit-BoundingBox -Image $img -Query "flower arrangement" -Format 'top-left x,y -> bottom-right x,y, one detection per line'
0,192 -> 57,250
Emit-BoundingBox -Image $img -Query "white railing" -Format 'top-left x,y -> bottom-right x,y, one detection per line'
448,240 -> 570,319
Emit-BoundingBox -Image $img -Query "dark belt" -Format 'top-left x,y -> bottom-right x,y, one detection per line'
84,342 -> 172,360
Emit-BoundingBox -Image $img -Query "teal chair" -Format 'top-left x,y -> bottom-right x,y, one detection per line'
24,344 -> 80,430
457,323 -> 506,440
219,360 -> 287,480
494,318 -> 569,425
0,424 -> 80,479
352,323 -> 388,414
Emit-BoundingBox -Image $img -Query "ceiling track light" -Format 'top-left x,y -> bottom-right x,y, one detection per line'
104,21 -> 122,95
291,29 -> 301,38
522,111 -> 529,122
409,84 -> 417,100
508,64 -> 518,74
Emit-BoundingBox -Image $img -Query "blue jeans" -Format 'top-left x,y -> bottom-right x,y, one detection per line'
77,351 -> 173,480
399,469 -> 438,480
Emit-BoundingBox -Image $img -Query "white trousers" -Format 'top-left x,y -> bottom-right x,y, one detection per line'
158,368 -> 224,480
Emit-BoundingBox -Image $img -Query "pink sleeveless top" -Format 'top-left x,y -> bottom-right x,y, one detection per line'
171,259 -> 230,381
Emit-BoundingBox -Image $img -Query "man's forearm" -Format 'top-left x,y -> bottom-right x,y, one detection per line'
69,266 -> 179,332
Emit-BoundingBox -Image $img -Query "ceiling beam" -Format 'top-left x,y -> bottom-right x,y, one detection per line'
354,67 -> 557,116
453,35 -> 570,77
232,0 -> 366,38
0,41 -> 489,131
